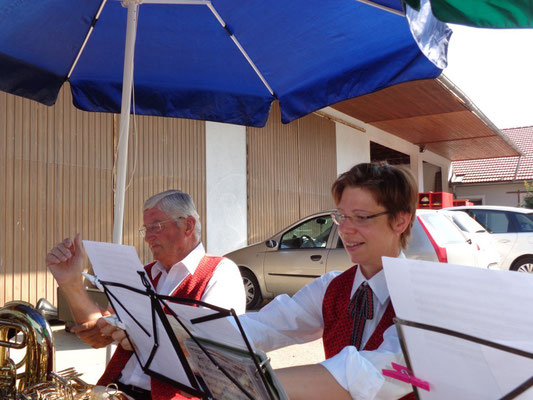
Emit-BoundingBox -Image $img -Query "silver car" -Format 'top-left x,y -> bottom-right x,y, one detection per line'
226,209 -> 482,309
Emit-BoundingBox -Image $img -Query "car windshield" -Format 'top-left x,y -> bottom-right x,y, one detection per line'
419,213 -> 467,244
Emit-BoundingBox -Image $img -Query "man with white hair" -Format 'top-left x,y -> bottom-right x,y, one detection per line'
46,189 -> 246,400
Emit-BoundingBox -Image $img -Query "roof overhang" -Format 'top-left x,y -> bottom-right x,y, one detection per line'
331,75 -> 521,161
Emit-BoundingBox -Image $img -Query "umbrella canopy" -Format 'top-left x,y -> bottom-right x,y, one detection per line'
0,0 -> 442,128
404,0 -> 533,28
0,0 -> 444,243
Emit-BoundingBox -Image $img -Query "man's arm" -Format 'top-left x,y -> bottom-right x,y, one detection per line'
46,234 -> 112,347
276,364 -> 351,400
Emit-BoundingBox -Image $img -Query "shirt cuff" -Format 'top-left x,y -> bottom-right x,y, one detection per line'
320,346 -> 384,400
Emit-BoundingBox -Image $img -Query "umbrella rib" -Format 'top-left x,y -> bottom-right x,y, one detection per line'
67,0 -> 109,79
353,0 -> 405,17
206,2 -> 275,97
142,0 -> 210,4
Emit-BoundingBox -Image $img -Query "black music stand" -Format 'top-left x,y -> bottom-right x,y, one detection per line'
96,270 -> 287,400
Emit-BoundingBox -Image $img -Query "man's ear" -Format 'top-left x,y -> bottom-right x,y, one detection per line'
392,212 -> 412,235
184,216 -> 196,237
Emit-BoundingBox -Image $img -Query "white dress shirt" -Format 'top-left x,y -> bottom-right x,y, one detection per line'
239,255 -> 411,400
119,243 -> 246,389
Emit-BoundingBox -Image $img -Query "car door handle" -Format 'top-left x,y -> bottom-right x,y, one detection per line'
310,255 -> 322,261
498,239 -> 511,243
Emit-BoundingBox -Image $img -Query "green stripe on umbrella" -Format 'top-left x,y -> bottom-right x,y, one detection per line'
404,0 -> 533,28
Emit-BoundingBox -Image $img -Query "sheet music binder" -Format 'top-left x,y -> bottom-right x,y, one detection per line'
96,270 -> 288,400
394,317 -> 533,400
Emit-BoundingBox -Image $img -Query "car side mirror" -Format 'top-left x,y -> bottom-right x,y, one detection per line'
265,239 -> 278,248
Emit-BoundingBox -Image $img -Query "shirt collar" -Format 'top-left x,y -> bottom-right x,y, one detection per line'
351,252 -> 405,305
150,243 -> 205,280
353,267 -> 389,305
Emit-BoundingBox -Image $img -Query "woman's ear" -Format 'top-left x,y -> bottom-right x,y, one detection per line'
392,212 -> 412,235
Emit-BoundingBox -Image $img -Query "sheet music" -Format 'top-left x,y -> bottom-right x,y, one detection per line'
164,301 -> 252,351
83,240 -> 193,387
383,257 -> 533,400
183,339 -> 274,400
83,241 -> 146,290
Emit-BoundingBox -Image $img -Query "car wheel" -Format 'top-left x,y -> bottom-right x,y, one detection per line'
240,269 -> 263,310
510,257 -> 533,273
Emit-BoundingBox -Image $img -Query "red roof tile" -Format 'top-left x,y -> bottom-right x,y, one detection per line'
451,126 -> 533,183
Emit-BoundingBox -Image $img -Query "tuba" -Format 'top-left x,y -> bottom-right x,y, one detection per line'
0,301 -> 125,400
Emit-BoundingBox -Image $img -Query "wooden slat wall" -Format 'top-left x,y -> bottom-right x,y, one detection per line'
0,86 -> 206,306
0,87 -> 114,307
247,105 -> 300,244
247,105 -> 336,244
298,114 -> 337,217
122,114 -> 206,265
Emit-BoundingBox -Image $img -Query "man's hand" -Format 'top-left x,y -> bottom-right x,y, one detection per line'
97,318 -> 135,352
70,319 -> 114,348
45,233 -> 88,288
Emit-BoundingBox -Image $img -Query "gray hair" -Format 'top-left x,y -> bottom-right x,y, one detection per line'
143,190 -> 201,241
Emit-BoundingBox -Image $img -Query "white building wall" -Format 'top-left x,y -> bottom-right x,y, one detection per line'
324,107 -> 452,190
205,122 -> 247,255
453,182 -> 531,207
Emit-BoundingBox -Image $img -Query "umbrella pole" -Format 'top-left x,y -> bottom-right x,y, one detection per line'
107,0 -> 140,366
113,1 -> 139,245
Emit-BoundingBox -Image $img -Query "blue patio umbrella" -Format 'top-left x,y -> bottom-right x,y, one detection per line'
0,0 -> 443,242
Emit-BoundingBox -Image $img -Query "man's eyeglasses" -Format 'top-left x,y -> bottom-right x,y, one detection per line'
139,218 -> 183,237
331,211 -> 389,227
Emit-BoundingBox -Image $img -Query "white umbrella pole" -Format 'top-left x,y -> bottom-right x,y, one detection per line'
112,2 -> 139,244
108,1 -> 140,365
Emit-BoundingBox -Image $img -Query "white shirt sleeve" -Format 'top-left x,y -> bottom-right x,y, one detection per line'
201,257 -> 247,315
239,271 -> 341,352
320,326 -> 412,400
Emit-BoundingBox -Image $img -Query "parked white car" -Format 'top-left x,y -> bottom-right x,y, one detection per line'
440,210 -> 501,269
415,209 -> 488,268
445,205 -> 533,272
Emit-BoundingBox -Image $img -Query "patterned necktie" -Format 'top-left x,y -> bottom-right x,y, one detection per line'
348,281 -> 374,350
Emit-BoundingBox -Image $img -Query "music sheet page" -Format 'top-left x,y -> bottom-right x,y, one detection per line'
382,257 -> 533,400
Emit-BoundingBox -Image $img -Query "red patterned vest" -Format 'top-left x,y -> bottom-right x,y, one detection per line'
322,265 -> 414,400
97,255 -> 224,400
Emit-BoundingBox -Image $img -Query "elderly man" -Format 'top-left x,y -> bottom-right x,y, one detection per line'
46,189 -> 246,400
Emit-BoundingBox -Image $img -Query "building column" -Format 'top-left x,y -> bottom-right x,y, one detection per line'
205,122 -> 247,255
410,151 -> 425,193
335,122 -> 370,176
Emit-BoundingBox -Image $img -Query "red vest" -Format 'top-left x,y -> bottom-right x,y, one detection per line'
322,265 -> 414,400
97,255 -> 223,400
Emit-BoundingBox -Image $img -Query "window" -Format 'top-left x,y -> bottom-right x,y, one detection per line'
280,216 -> 333,249
513,212 -> 533,232
419,213 -> 466,244
468,210 -> 511,233
450,212 -> 486,233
